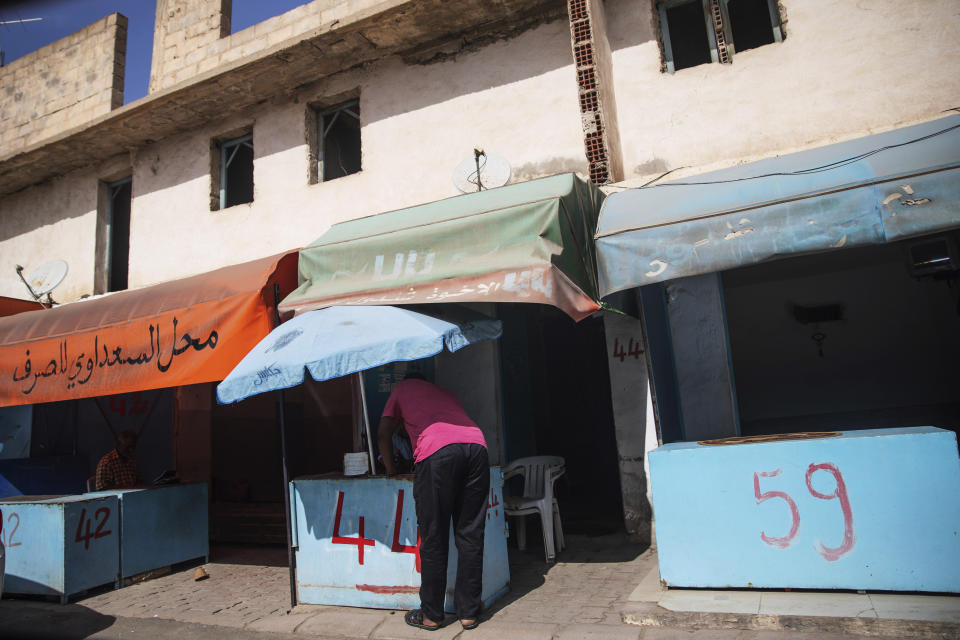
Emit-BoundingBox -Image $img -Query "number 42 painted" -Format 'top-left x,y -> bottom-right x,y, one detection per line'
754,463 -> 855,561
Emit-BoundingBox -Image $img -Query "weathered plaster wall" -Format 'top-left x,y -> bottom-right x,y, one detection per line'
665,273 -> 739,442
0,14 -> 126,156
0,168 -> 104,302
127,18 -> 584,287
603,310 -> 653,542
606,0 -> 960,182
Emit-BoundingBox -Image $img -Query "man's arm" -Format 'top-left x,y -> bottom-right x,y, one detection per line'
378,416 -> 401,476
94,456 -> 110,491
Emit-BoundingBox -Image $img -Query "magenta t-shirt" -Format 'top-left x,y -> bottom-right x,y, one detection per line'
382,379 -> 487,463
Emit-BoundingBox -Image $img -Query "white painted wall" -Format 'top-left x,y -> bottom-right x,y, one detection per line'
606,0 -> 960,182
126,18 -> 586,289
0,169 -> 100,302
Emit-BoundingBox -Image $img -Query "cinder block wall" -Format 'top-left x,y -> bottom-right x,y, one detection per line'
148,0 -> 345,92
0,13 -> 126,157
149,0 -> 232,92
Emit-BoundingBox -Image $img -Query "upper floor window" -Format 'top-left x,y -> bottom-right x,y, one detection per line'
318,100 -> 361,182
658,0 -> 782,73
215,133 -> 254,210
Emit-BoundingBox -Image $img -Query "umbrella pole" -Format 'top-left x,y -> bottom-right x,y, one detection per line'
273,285 -> 297,610
357,373 -> 377,474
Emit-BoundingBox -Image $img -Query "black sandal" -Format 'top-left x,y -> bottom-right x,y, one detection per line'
460,618 -> 480,630
405,609 -> 442,631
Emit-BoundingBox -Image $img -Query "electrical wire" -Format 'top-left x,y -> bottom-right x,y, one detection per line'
608,118 -> 960,191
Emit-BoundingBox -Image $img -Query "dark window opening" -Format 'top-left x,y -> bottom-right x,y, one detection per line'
664,0 -> 713,72
659,0 -> 781,73
728,0 -> 776,52
107,177 -> 131,292
220,135 -> 254,209
320,101 -> 361,182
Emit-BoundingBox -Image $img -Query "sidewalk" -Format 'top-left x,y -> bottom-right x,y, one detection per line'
624,563 -> 960,639
2,532 -> 958,639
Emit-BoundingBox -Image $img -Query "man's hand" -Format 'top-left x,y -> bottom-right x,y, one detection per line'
378,416 -> 400,477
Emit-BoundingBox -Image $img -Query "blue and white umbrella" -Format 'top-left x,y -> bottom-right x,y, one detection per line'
216,305 -> 502,405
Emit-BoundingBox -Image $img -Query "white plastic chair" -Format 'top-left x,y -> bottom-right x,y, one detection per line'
503,455 -> 566,563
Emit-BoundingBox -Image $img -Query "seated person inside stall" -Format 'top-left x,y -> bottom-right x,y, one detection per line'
95,430 -> 140,490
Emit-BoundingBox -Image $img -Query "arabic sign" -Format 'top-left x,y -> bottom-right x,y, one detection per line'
0,252 -> 298,407
0,296 -> 264,406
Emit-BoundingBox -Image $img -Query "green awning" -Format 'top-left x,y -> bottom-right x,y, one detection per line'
279,173 -> 605,321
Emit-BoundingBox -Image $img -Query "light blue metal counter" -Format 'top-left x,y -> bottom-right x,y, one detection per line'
649,427 -> 960,592
85,483 -> 209,579
0,494 -> 120,603
291,467 -> 509,610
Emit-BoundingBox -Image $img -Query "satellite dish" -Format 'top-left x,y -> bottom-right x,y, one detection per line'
15,259 -> 68,306
453,149 -> 511,193
28,260 -> 68,296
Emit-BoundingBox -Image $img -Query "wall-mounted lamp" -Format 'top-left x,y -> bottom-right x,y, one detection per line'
792,303 -> 844,358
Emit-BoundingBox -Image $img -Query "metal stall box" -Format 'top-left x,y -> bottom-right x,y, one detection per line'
85,483 -> 209,580
649,427 -> 960,592
0,494 -> 120,602
291,468 -> 509,610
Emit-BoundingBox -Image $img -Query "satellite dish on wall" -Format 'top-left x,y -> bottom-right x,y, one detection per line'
453,148 -> 511,193
15,259 -> 68,306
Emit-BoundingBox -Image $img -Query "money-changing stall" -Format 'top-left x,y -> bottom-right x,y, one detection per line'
83,483 -> 209,581
290,471 -> 509,609
0,254 -> 300,602
217,305 -> 511,610
217,174 -> 608,608
0,484 -> 209,602
0,494 -> 120,603
649,427 -> 960,592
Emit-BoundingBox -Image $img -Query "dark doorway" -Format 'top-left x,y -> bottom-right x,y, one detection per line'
499,304 -> 623,535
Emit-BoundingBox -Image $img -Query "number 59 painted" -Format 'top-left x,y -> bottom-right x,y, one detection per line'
754,463 -> 855,561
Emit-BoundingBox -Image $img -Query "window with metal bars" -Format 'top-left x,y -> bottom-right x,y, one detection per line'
215,134 -> 254,209
318,100 -> 361,182
658,0 -> 782,73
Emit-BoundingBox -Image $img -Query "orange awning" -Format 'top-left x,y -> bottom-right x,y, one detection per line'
0,252 -> 298,407
0,297 -> 45,317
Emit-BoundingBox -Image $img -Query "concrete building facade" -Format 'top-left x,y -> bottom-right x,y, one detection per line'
1,0 -> 959,541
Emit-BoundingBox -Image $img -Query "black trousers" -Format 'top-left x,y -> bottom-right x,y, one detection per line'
413,442 -> 489,622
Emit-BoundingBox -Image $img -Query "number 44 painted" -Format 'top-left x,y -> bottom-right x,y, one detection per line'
754,463 -> 855,561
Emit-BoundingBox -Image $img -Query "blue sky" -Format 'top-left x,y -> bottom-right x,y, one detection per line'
0,0 -> 313,103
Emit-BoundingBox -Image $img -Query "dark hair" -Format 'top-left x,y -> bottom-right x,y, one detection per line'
404,371 -> 426,381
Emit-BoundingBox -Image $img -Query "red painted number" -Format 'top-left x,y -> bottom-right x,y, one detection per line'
486,488 -> 500,521
391,489 -> 421,572
332,491 -> 375,565
1,512 -> 21,548
753,463 -> 855,561
753,469 -> 800,548
611,337 -> 644,362
74,507 -> 112,550
109,392 -> 149,417
805,463 -> 856,561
